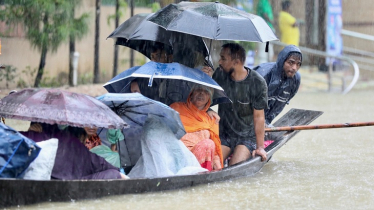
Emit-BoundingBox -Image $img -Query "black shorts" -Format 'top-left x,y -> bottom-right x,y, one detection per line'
220,135 -> 257,153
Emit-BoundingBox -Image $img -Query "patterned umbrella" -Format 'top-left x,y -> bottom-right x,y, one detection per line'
0,88 -> 128,129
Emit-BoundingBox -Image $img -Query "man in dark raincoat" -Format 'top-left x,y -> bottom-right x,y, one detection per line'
253,45 -> 302,125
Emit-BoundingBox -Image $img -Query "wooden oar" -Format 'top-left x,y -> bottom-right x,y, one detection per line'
265,122 -> 374,132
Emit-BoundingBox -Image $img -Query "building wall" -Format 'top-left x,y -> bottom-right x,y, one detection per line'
341,0 -> 374,52
0,3 -> 151,88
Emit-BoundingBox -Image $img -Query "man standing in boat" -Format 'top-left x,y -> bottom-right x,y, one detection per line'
253,45 -> 302,126
213,43 -> 268,165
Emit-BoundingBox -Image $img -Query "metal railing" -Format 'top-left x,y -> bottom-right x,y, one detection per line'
271,42 -> 359,94
341,29 -> 374,74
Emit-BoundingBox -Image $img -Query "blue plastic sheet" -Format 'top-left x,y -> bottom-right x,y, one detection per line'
0,123 -> 41,178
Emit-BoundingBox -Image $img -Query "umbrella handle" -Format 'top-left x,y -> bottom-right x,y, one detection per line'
148,72 -> 157,87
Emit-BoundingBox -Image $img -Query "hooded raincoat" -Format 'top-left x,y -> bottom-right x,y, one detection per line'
253,45 -> 302,125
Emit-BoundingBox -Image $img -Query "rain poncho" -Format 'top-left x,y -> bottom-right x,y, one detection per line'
253,45 -> 302,125
128,115 -> 207,178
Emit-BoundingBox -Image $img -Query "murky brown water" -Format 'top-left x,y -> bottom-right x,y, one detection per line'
6,90 -> 374,210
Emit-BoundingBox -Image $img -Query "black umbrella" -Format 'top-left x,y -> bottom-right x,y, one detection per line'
147,2 -> 278,42
107,13 -> 209,59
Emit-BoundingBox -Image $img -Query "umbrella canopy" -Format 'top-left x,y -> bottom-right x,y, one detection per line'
147,1 -> 278,42
107,13 -> 209,59
96,93 -> 186,139
103,61 -> 231,106
0,88 -> 128,129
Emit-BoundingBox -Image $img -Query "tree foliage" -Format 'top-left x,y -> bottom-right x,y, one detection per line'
0,0 -> 90,87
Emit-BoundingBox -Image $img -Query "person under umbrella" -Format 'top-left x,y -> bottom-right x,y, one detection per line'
20,123 -> 128,180
170,85 -> 223,171
97,93 -> 205,176
0,88 -> 129,180
107,13 -> 209,64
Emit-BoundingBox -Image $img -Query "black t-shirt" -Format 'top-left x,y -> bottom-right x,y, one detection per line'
213,67 -> 268,142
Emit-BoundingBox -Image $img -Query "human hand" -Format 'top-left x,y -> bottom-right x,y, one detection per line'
120,173 -> 130,179
207,110 -> 220,124
202,66 -> 214,77
212,155 -> 222,170
252,147 -> 267,162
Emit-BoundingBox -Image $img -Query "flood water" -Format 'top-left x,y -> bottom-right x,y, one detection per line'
7,89 -> 374,210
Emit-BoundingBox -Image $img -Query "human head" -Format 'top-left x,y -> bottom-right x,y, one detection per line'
130,80 -> 141,93
219,43 -> 246,75
189,85 -> 213,110
283,52 -> 302,78
84,127 -> 98,137
150,43 -> 173,63
282,0 -> 291,11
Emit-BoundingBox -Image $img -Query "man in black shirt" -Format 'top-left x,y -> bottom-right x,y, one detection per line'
213,43 -> 268,165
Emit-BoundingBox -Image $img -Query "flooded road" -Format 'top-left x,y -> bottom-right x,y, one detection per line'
8,90 -> 374,210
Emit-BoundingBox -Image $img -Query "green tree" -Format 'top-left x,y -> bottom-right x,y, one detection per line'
0,0 -> 89,87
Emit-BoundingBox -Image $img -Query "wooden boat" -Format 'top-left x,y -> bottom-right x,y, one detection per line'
0,108 -> 322,208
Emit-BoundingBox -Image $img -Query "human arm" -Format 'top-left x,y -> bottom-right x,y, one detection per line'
207,109 -> 220,124
251,75 -> 268,161
252,109 -> 267,161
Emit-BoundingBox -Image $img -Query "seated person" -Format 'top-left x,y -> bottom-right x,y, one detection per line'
126,43 -> 172,100
20,123 -> 127,180
159,58 -> 215,106
150,42 -> 173,63
170,85 -> 223,171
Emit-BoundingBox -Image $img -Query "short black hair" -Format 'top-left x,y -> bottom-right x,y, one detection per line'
282,0 -> 291,10
286,52 -> 302,64
150,42 -> 173,55
221,43 -> 246,64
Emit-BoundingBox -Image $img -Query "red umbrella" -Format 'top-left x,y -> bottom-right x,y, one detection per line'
0,88 -> 128,129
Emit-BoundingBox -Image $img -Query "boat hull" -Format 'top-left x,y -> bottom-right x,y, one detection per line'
0,108 -> 322,207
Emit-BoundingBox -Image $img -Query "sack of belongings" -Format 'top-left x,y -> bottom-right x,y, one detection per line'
0,123 -> 41,178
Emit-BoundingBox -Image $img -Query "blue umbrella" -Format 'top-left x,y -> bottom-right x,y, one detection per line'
96,93 -> 186,140
103,61 -> 231,106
